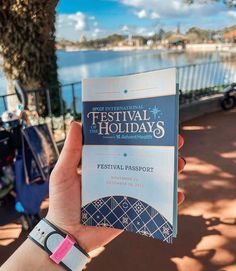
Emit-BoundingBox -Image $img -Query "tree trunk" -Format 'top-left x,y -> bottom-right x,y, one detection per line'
0,0 -> 60,115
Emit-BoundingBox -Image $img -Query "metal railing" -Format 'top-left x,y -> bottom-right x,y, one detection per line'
178,57 -> 236,103
0,82 -> 82,142
0,57 -> 236,141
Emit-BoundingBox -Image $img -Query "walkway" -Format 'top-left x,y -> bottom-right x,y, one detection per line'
0,108 -> 236,270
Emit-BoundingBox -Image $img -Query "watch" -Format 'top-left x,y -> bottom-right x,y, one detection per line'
29,218 -> 90,271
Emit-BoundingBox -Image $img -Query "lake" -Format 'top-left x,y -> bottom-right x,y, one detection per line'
57,49 -> 224,84
0,49 -> 233,114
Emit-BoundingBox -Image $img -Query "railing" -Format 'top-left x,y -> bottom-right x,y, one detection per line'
0,83 -> 82,142
0,57 -> 236,141
178,57 -> 236,103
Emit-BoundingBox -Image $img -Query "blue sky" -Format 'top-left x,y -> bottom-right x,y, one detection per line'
56,0 -> 236,41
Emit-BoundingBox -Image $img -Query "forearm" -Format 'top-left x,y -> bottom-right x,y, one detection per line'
0,239 -> 64,271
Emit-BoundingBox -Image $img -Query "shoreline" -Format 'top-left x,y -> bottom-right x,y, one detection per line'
57,43 -> 236,53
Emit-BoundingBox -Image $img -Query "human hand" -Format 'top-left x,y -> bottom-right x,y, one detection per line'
178,135 -> 186,205
46,122 -> 186,253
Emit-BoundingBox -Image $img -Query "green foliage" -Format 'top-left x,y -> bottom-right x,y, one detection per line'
58,34 -> 143,49
132,35 -> 148,44
186,27 -> 211,41
80,34 -> 124,49
163,31 -> 175,39
222,25 -> 236,32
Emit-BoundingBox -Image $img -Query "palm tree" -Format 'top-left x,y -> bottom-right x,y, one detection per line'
0,0 -> 60,115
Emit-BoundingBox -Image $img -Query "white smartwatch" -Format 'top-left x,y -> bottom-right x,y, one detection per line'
29,218 -> 90,271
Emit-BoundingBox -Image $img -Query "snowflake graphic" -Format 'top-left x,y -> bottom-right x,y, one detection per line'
122,216 -> 129,225
134,202 -> 144,214
101,219 -> 110,227
82,212 -> 88,221
162,226 -> 170,236
140,227 -> 151,237
94,199 -> 104,208
142,231 -> 151,237
150,106 -> 162,119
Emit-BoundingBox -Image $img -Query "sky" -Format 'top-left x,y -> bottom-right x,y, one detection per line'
56,0 -> 236,41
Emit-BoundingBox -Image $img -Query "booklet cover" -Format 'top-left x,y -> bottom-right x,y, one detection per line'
81,68 -> 179,243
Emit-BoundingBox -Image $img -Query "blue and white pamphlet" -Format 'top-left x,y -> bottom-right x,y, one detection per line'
81,68 -> 179,243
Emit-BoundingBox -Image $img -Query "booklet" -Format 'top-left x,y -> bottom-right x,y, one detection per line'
81,68 -> 179,243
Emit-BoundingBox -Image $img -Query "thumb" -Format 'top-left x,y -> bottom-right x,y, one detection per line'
55,121 -> 83,171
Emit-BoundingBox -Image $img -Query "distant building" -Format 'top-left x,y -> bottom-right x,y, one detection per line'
147,40 -> 154,48
80,35 -> 87,43
167,34 -> 189,49
118,36 -> 144,47
223,29 -> 236,43
176,23 -> 181,34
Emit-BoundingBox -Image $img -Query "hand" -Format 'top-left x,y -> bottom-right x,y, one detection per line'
178,135 -> 186,205
46,122 -> 186,253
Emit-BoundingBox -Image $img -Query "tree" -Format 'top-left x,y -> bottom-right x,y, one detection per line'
0,0 -> 60,115
186,27 -> 211,42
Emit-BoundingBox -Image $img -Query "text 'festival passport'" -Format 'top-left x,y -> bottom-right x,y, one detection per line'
81,68 -> 179,243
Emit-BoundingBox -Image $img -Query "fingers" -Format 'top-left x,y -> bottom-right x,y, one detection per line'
55,122 -> 83,171
178,191 -> 185,206
178,156 -> 186,173
178,135 -> 184,150
178,135 -> 186,205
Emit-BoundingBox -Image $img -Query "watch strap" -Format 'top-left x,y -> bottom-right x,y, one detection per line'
29,218 -> 89,271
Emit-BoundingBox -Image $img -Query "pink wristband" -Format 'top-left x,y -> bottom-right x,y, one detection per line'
50,235 -> 75,264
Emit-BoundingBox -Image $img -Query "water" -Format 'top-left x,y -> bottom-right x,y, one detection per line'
57,50 -> 223,84
0,49 -> 234,114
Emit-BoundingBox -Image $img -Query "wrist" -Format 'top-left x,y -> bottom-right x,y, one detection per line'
45,214 -> 91,253
1,239 -> 62,271
29,218 -> 90,271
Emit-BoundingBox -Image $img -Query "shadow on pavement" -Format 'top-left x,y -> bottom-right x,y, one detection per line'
1,109 -> 236,270
87,214 -> 236,271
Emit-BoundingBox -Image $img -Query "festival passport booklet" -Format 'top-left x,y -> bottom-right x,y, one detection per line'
81,68 -> 179,243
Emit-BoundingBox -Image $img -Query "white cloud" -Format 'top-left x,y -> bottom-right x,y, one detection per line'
56,13 -> 104,41
134,9 -> 160,19
135,9 -> 148,18
136,27 -> 147,34
92,28 -> 102,38
120,0 -> 228,18
227,10 -> 236,17
121,25 -> 129,32
148,31 -> 155,36
121,25 -> 151,36
68,12 -> 87,31
121,0 -> 144,8
94,28 -> 101,34
150,12 -> 160,19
